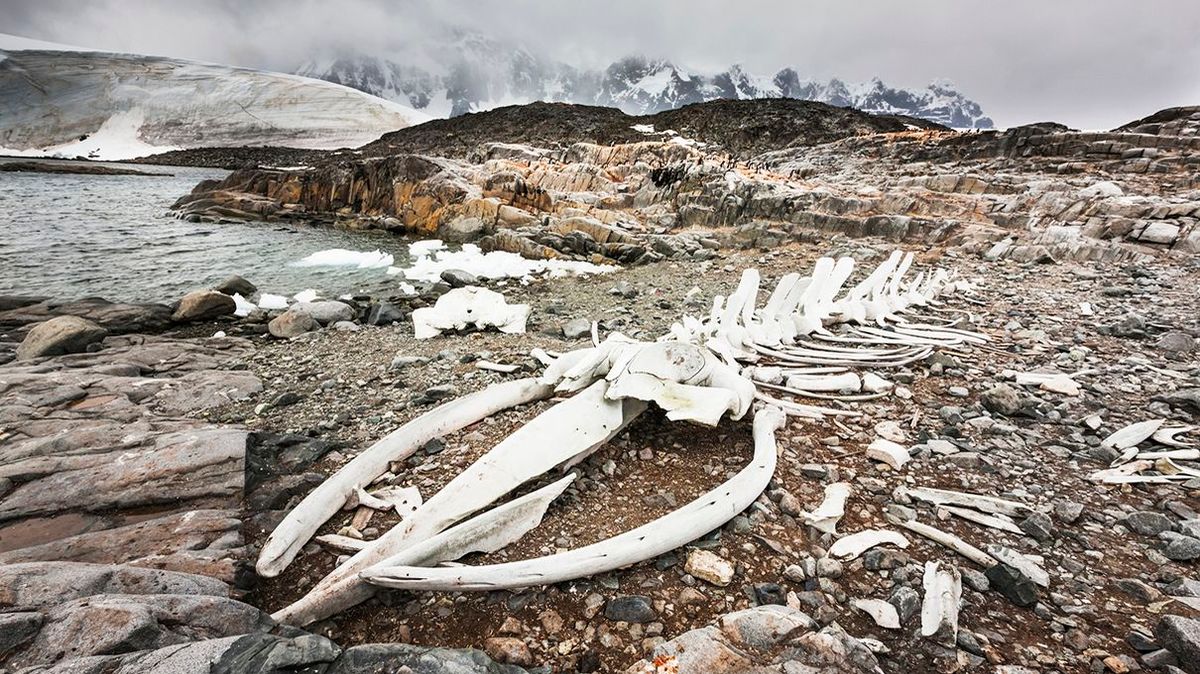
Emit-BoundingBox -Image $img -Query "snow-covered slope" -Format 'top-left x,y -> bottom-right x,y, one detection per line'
0,33 -> 430,160
297,40 -> 994,129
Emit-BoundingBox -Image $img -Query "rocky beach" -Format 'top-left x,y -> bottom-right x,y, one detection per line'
2,99 -> 1200,674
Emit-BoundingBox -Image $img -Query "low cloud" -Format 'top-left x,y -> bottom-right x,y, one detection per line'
2,0 -> 1198,128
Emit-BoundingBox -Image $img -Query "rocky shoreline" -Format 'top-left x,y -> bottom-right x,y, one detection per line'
3,100 -> 1200,674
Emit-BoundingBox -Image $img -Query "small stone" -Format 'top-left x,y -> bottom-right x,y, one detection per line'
213,274 -> 257,296
1019,512 -> 1056,544
752,583 -> 786,606
1154,615 -> 1200,672
483,637 -> 532,666
1163,536 -> 1200,561
986,563 -> 1039,607
962,568 -> 990,593
605,595 -> 656,623
1054,500 -> 1084,524
815,557 -> 843,579
440,269 -> 479,288
685,549 -> 735,586
981,384 -> 1025,416
1157,331 -> 1196,356
562,318 -> 592,340
1125,511 -> 1174,536
269,310 -> 320,338
888,586 -> 920,624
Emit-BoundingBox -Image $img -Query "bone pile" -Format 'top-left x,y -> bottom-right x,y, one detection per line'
256,249 -> 991,627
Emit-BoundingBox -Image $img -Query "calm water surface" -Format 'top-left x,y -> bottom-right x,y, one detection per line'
0,157 -> 418,302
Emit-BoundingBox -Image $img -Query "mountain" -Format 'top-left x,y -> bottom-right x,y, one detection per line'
296,41 -> 994,129
0,33 -> 429,161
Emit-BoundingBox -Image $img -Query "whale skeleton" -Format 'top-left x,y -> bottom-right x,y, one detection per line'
261,249 -> 989,626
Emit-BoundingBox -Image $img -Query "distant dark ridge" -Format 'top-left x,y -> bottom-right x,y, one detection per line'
361,98 -> 948,161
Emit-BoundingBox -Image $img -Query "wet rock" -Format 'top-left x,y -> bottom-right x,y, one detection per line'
269,309 -> 320,338
172,290 -> 236,322
366,300 -> 405,326
292,300 -> 355,325
686,549 -> 735,586
15,315 -> 107,360
986,563 -> 1039,607
1155,615 -> 1200,673
213,275 -> 257,297
441,269 -> 479,288
1125,511 -> 1175,536
605,595 -> 656,623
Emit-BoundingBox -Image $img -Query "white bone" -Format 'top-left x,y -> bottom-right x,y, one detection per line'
411,286 -> 530,339
938,505 -> 1022,534
256,377 -> 554,578
853,599 -> 901,629
921,561 -> 961,647
828,529 -> 909,560
1152,426 -> 1197,448
866,438 -> 910,470
986,544 -> 1050,588
895,518 -> 997,568
361,406 -> 787,592
903,487 -> 1028,517
274,380 -> 645,625
801,482 -> 852,534
1101,419 -> 1165,449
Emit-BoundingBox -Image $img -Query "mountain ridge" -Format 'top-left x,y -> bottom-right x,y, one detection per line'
296,44 -> 994,129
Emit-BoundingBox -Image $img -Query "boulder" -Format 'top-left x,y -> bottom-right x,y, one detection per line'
15,315 -> 107,360
213,275 -> 257,297
330,644 -> 529,673
269,310 -> 320,338
291,300 -> 355,325
172,290 -> 236,322
561,318 -> 592,340
1157,331 -> 1196,356
981,384 -> 1028,416
1155,615 -> 1200,672
441,269 -> 480,288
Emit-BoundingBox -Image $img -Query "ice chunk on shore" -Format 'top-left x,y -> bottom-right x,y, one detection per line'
389,241 -> 615,283
293,248 -> 395,269
258,293 -> 289,310
293,289 -> 320,303
232,293 -> 257,317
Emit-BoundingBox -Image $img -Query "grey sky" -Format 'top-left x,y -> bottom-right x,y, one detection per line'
2,0 -> 1197,129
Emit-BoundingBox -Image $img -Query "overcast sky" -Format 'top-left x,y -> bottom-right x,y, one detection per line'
2,0 -> 1198,129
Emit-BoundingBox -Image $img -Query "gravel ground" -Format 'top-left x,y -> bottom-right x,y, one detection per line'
192,238 -> 1200,673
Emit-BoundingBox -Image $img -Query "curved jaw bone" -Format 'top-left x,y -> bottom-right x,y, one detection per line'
269,339 -> 758,626
362,406 -> 786,592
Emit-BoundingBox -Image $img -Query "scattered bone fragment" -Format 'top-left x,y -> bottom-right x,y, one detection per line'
939,505 -> 1023,534
861,372 -> 893,393
904,487 -> 1027,517
477,360 -> 522,373
1100,419 -> 1165,450
920,561 -> 962,648
866,438 -> 911,470
316,534 -> 369,553
801,482 -> 852,534
895,519 -> 997,568
1152,426 -> 1197,448
828,529 -> 909,560
853,598 -> 901,629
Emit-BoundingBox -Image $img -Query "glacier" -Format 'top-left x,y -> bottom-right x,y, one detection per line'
0,33 -> 430,161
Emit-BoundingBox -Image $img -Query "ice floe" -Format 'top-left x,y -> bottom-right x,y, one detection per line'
388,241 -> 615,282
293,248 -> 395,269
